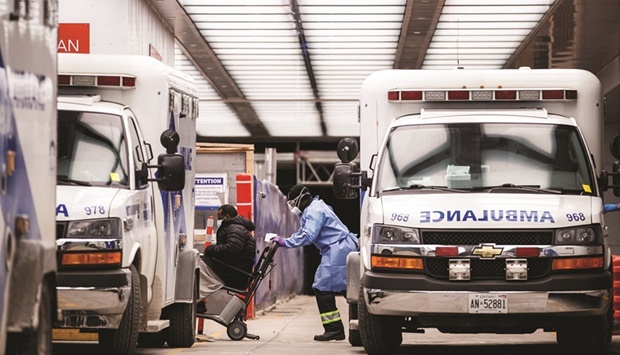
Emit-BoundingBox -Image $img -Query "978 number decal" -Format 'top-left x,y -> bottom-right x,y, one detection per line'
566,213 -> 585,222
85,205 -> 105,215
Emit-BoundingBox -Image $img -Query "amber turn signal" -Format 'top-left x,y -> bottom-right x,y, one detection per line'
551,256 -> 603,270
61,251 -> 122,266
371,255 -> 423,270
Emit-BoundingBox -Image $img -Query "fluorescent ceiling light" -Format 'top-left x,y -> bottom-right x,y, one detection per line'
423,0 -> 555,69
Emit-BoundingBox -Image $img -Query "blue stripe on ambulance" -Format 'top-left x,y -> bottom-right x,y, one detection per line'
159,111 -> 188,297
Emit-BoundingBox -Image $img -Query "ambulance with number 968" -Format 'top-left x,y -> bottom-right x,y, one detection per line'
334,68 -> 618,355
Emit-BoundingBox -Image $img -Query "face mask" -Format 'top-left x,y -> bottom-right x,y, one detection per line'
289,205 -> 302,216
217,219 -> 222,228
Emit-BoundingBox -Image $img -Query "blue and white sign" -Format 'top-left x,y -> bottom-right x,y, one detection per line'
195,173 -> 228,209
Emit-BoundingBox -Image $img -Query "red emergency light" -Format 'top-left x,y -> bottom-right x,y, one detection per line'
494,90 -> 517,100
401,90 -> 423,100
447,91 -> 469,100
97,76 -> 120,86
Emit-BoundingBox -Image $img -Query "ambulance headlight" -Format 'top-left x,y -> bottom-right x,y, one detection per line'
373,225 -> 420,244
67,218 -> 122,238
554,225 -> 601,245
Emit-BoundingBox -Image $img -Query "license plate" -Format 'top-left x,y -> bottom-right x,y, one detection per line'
468,294 -> 508,314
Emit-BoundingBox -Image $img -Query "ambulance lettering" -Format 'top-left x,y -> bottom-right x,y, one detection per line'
420,210 -> 555,223
126,204 -> 140,219
56,203 -> 69,217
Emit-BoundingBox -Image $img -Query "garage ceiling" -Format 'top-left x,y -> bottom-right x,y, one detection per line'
147,0 -> 620,144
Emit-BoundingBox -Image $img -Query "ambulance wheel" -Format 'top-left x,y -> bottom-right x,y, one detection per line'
348,302 -> 362,347
7,279 -> 53,355
227,320 -> 247,341
358,285 -> 402,355
99,265 -> 140,355
166,274 -> 197,347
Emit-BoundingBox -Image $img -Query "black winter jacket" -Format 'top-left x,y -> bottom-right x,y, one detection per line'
202,215 -> 257,290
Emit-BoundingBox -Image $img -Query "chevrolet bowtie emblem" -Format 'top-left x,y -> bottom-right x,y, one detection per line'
472,244 -> 503,259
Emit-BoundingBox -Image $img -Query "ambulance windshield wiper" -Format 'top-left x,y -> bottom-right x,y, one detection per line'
57,175 -> 92,186
385,184 -> 465,193
473,183 -> 561,194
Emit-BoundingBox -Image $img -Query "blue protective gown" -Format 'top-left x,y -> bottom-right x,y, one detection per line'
283,196 -> 358,292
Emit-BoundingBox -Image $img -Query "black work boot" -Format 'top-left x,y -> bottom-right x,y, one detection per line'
313,328 -> 345,341
314,289 -> 346,341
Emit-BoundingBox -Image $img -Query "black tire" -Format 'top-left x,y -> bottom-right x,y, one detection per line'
99,265 -> 140,355
227,320 -> 247,341
137,332 -> 166,348
358,285 -> 403,355
165,274 -> 197,347
7,280 -> 53,355
348,302 -> 362,347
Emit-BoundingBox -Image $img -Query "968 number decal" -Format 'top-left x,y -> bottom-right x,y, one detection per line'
390,213 -> 409,222
566,213 -> 585,222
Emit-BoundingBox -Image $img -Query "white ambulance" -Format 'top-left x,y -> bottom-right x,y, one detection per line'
0,1 -> 58,354
54,53 -> 199,354
334,68 -> 615,354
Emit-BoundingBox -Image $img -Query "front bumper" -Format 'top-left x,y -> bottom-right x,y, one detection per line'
56,268 -> 131,329
364,271 -> 611,317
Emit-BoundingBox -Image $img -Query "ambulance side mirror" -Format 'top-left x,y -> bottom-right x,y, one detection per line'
334,162 -> 359,199
334,138 -> 370,199
150,154 -> 185,191
336,137 -> 359,163
146,130 -> 185,191
161,129 -> 180,154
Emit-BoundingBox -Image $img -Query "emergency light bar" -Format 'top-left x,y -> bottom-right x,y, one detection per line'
58,74 -> 136,88
388,89 -> 577,102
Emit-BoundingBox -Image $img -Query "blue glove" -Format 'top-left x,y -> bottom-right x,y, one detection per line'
271,236 -> 286,247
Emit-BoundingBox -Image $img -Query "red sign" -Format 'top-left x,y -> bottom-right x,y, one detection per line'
58,23 -> 90,54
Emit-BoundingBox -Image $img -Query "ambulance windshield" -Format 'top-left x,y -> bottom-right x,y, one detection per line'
57,110 -> 130,187
377,123 -> 595,195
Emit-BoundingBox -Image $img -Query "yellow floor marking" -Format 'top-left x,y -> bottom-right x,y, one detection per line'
52,328 -> 98,341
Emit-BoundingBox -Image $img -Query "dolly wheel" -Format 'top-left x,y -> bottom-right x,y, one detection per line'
227,320 -> 247,341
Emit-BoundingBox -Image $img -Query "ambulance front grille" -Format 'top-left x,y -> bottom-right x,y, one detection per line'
425,257 -> 551,280
421,230 -> 553,245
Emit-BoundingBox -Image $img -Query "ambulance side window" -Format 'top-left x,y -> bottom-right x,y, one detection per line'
128,117 -> 148,189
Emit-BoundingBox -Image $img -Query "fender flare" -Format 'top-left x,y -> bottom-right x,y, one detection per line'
346,252 -> 361,303
174,248 -> 199,302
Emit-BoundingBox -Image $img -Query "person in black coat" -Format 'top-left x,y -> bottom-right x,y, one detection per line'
197,204 -> 256,313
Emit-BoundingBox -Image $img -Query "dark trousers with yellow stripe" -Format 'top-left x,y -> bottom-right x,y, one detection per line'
314,289 -> 344,333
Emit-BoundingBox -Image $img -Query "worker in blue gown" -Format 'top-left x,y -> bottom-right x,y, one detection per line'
271,184 -> 358,341
605,203 -> 620,213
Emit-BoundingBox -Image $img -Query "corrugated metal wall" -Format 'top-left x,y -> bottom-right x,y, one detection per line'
253,178 -> 304,308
